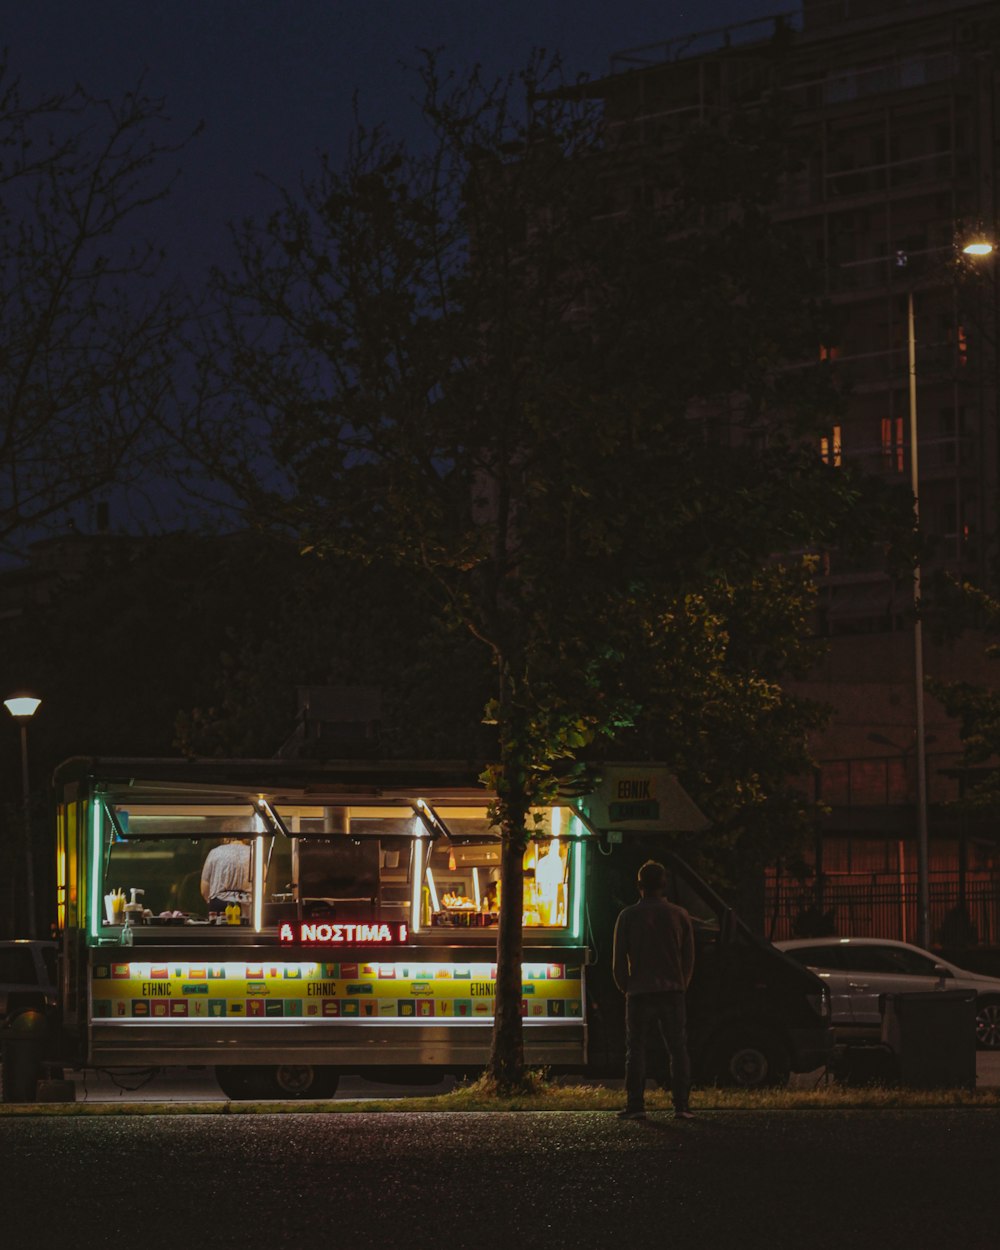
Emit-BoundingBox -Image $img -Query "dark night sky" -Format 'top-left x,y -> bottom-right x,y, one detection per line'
3,2 -> 790,548
6,1 -> 788,272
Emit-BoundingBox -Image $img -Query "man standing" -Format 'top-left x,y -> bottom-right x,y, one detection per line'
200,838 -> 252,915
613,859 -> 695,1120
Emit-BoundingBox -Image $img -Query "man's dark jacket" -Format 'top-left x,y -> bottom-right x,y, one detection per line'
612,894 -> 695,996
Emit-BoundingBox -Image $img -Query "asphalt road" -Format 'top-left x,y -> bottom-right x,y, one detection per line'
2,1108 -> 998,1249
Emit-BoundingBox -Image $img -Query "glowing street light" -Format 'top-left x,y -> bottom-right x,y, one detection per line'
4,696 -> 41,720
4,693 -> 41,938
901,235 -> 994,949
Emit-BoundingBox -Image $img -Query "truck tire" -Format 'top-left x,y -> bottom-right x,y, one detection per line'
704,1028 -> 790,1089
1,1038 -> 42,1103
215,1066 -> 259,1100
260,1064 -> 340,1099
217,1064 -> 339,1100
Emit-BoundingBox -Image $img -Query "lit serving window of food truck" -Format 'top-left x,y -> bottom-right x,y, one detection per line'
96,803 -> 265,932
418,805 -> 576,930
93,795 -> 583,938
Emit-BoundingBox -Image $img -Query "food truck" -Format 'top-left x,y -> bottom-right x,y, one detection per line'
1,756 -> 832,1100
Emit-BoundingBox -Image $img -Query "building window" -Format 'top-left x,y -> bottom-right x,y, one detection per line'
881,417 -> 904,473
820,425 -> 842,466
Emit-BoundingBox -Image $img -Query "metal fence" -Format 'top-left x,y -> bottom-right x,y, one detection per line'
765,869 -> 1000,948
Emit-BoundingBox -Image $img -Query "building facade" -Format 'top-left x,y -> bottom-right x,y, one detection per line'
593,0 -> 1000,947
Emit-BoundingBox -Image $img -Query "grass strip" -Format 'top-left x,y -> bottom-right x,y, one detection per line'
3,1081 -> 1000,1116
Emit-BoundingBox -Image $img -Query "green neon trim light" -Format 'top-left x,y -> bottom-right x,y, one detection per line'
410,827 -> 424,932
570,815 -> 585,940
254,836 -> 264,932
89,798 -> 103,940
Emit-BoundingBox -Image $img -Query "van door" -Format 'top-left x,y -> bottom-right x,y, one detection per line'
659,857 -> 730,1038
661,861 -> 725,943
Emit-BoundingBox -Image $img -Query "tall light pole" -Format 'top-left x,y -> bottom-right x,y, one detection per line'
4,694 -> 41,938
905,237 -> 995,951
906,289 -> 931,951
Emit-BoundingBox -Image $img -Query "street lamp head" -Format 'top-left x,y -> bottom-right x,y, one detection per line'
4,694 -> 41,721
962,240 -> 994,257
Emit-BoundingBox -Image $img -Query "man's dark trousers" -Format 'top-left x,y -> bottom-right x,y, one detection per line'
625,990 -> 691,1113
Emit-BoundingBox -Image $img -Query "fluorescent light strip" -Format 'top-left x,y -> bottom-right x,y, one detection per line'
426,866 -> 440,912
254,836 -> 264,932
411,819 -> 424,932
571,815 -> 585,940
472,867 -> 481,908
90,800 -> 103,940
100,1016 -> 583,1026
102,961 -> 568,978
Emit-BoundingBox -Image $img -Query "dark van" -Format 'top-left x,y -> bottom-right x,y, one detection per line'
585,840 -> 832,1087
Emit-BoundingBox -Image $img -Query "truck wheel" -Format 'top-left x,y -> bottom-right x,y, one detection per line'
215,1066 -> 259,1100
242,1064 -> 340,1099
270,1064 -> 339,1099
705,1029 -> 790,1089
1,1038 -> 42,1103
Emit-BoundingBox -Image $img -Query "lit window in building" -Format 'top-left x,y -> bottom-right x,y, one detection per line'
881,417 -> 904,473
820,425 -> 843,466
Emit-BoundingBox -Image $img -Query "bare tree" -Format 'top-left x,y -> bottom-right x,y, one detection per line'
0,57 -> 195,552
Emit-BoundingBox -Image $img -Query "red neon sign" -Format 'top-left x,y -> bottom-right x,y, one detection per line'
279,920 -> 408,946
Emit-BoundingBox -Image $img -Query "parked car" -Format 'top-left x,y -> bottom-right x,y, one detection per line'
775,937 -> 1000,1050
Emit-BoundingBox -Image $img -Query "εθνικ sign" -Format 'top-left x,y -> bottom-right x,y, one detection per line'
582,764 -> 708,833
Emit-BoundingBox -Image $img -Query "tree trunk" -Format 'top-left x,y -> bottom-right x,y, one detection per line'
486,666 -> 530,1093
487,825 -> 526,1090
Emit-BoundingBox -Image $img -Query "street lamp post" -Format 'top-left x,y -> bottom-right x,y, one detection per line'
906,290 -> 931,951
4,694 -> 41,938
903,237 -> 995,951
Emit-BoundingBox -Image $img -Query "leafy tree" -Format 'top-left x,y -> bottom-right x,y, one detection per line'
183,55 -> 888,1089
927,582 -> 1000,811
175,551 -> 492,762
617,565 -> 829,868
0,57 -> 193,555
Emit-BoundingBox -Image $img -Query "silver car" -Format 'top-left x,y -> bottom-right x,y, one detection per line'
775,937 -> 1000,1050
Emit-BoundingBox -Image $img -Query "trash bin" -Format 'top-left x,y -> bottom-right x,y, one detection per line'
880,990 -> 977,1090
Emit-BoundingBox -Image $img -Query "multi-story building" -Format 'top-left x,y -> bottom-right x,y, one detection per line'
591,0 -> 1000,948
